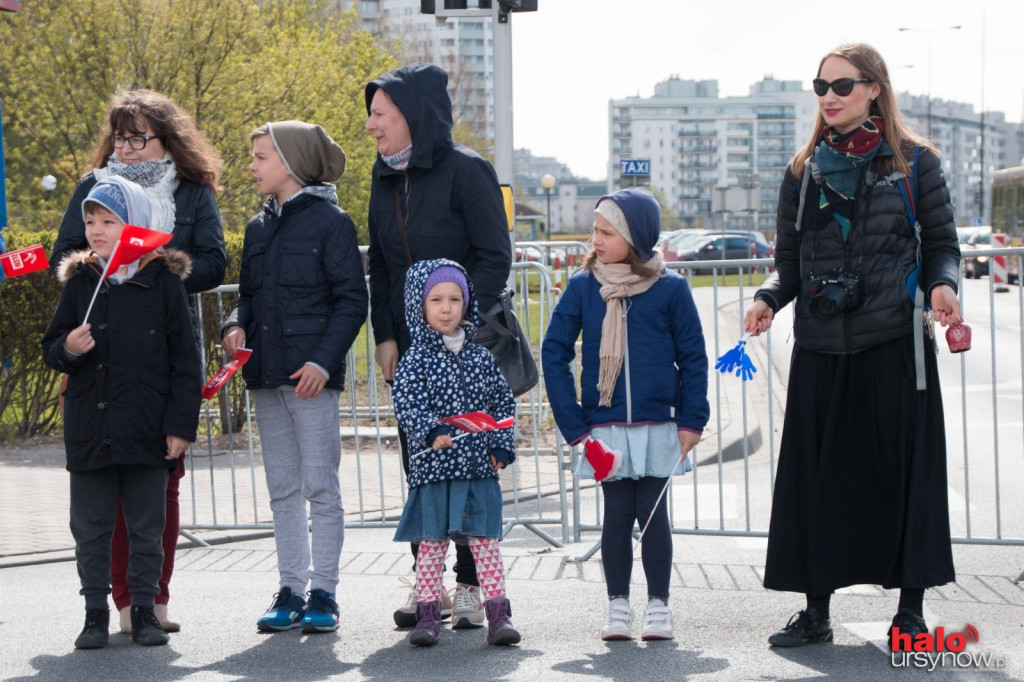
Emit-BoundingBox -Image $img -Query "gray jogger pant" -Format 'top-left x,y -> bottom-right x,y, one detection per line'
254,387 -> 345,595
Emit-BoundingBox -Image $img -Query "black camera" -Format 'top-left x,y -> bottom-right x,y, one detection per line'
808,268 -> 861,318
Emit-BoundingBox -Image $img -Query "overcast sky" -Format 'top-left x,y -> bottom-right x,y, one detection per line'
510,0 -> 1024,180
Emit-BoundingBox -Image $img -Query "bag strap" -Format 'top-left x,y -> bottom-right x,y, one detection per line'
393,184 -> 413,267
477,289 -> 519,343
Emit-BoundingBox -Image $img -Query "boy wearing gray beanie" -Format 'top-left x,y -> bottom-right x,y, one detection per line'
221,121 -> 367,634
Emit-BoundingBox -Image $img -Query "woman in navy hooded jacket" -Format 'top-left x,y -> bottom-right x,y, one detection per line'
364,62 -> 512,627
543,188 -> 709,642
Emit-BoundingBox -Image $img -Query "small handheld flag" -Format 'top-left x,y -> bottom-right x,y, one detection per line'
202,348 -> 253,400
583,437 -> 622,482
0,243 -> 49,279
715,332 -> 757,381
411,411 -> 516,459
440,411 -> 515,433
83,225 -> 172,323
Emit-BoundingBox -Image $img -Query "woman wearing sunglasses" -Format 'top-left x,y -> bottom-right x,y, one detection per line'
51,89 -> 226,636
744,43 -> 961,647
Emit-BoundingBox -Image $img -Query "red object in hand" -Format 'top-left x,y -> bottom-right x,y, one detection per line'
201,348 -> 253,399
440,411 -> 515,433
945,323 -> 972,353
584,437 -> 622,482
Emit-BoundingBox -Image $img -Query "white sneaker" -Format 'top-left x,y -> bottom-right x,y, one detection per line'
451,584 -> 485,629
118,606 -> 132,634
641,598 -> 674,641
601,598 -> 634,641
393,578 -> 418,628
394,577 -> 453,627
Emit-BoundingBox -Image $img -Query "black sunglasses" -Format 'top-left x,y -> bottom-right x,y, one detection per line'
109,134 -> 160,151
812,77 -> 873,97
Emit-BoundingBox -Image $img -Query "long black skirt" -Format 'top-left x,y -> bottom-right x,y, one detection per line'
763,335 -> 955,595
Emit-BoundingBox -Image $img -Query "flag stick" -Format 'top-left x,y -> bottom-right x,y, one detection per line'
82,242 -> 118,324
633,456 -> 684,552
409,431 -> 472,460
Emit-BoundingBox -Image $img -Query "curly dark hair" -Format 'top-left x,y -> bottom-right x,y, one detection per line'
88,90 -> 222,192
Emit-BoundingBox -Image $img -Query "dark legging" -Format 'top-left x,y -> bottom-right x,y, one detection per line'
399,427 -> 479,586
601,476 -> 672,600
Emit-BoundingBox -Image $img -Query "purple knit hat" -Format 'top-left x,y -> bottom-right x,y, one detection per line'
423,265 -> 470,313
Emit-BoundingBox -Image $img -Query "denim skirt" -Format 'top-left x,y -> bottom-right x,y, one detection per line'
394,478 -> 504,543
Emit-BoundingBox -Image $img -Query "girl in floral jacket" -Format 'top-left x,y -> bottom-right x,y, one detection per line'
392,259 -> 519,648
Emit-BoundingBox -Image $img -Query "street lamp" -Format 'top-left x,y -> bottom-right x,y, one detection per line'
541,174 -> 555,238
898,25 -> 961,140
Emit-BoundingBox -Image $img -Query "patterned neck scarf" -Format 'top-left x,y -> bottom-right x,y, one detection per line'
813,116 -> 885,239
382,145 -> 413,171
94,154 -> 179,234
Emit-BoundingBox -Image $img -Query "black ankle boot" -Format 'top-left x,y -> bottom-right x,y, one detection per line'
131,605 -> 170,646
74,609 -> 110,649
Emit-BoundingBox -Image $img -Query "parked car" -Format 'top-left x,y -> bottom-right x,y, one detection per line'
960,229 -> 993,279
663,229 -> 771,262
673,234 -> 773,274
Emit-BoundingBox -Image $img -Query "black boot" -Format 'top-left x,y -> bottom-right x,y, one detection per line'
767,607 -> 833,647
131,605 -> 170,646
74,609 -> 110,649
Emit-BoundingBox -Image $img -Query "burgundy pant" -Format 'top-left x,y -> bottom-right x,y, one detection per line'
111,456 -> 185,610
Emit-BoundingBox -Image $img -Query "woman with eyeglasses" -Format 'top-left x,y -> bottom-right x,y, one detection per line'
743,44 -> 961,648
51,89 -> 226,636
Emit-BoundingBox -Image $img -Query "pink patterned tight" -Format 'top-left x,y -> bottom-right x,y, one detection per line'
415,536 -> 507,602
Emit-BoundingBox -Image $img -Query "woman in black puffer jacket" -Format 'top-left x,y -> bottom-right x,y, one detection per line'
744,43 -> 962,649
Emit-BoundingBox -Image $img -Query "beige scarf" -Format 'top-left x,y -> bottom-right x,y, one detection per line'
592,254 -> 664,406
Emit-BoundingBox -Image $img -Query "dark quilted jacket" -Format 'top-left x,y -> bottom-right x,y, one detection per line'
755,141 -> 960,354
223,191 -> 368,390
392,260 -> 516,489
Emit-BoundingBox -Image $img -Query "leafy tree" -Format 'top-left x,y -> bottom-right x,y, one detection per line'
0,0 -> 397,243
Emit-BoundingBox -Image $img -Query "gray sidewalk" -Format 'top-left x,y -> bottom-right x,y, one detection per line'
1,514 -> 1023,681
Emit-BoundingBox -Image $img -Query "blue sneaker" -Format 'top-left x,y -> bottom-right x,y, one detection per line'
301,589 -> 340,633
257,586 -> 306,632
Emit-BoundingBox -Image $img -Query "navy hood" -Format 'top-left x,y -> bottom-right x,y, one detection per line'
596,188 -> 662,261
365,63 -> 453,171
403,259 -> 479,348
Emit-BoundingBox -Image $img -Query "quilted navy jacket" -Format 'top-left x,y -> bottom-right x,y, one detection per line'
542,268 -> 710,447
392,260 -> 516,489
223,191 -> 368,390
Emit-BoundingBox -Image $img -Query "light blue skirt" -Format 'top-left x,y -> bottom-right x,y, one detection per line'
574,422 -> 694,482
394,478 -> 504,544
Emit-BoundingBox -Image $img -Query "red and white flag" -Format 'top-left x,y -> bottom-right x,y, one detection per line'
83,225 -> 173,323
103,224 -> 172,278
202,348 -> 253,400
0,243 -> 49,278
440,411 -> 515,433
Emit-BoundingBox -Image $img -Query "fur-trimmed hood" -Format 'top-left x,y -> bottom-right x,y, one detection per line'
56,248 -> 192,283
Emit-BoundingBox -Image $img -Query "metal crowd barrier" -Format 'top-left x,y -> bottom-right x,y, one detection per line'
182,244 -> 1024,554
